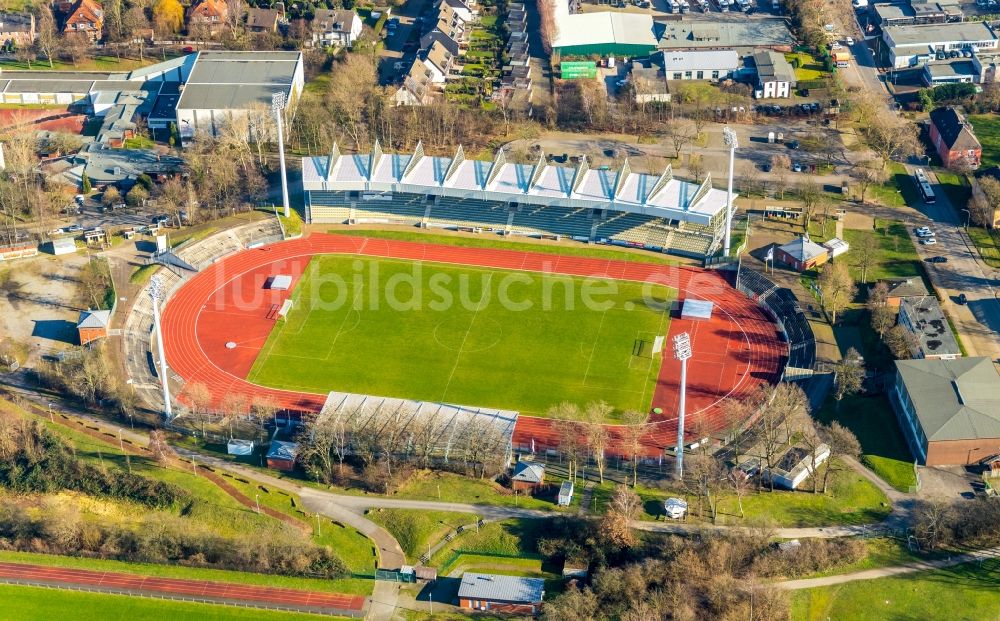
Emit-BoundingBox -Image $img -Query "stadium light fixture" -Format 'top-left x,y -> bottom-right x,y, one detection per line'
672,332 -> 692,479
722,126 -> 739,257
272,92 -> 291,219
148,276 -> 173,420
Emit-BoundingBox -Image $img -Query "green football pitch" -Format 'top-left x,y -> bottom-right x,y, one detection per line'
247,255 -> 673,416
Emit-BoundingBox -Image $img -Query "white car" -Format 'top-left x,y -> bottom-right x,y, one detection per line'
921,237 -> 937,245
845,37 -> 855,46
916,227 -> 933,237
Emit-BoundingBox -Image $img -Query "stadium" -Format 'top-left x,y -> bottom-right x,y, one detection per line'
156,227 -> 799,460
301,142 -> 733,259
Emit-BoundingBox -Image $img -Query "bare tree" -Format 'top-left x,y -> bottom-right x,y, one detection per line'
601,484 -> 641,548
867,281 -> 895,338
852,158 -> 887,203
664,119 -> 697,159
683,453 -> 727,522
621,410 -> 648,487
688,153 -> 705,182
818,261 -> 856,324
550,402 -> 585,481
855,234 -> 880,284
819,421 -> 861,493
35,5 -> 60,69
729,468 -> 752,518
584,401 -> 612,483
799,181 -> 823,233
832,347 -> 866,406
771,154 -> 791,199
885,324 -> 918,359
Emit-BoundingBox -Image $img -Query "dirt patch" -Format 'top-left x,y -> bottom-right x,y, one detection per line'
0,253 -> 89,361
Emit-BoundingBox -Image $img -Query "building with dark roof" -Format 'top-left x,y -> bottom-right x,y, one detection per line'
458,572 -> 545,614
0,11 -> 36,49
891,357 -> 1000,465
246,7 -> 283,32
898,296 -> 962,360
266,440 -> 300,471
510,461 -> 545,491
752,50 -> 796,99
929,107 -> 982,169
879,277 -> 931,307
311,9 -> 362,48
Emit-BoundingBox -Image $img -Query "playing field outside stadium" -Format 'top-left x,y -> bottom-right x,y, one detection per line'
246,255 -> 674,417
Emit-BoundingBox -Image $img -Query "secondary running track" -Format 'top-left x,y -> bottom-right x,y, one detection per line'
0,561 -> 365,615
161,233 -> 786,454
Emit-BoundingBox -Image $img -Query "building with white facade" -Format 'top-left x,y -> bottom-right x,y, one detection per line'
883,21 -> 998,68
752,50 -> 795,98
662,50 -> 740,81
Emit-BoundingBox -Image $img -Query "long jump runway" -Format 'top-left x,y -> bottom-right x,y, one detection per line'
0,561 -> 366,615
161,233 -> 787,455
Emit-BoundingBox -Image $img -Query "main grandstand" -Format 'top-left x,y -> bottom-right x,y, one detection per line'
301,142 -> 736,259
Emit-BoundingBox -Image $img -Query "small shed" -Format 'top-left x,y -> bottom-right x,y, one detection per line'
267,275 -> 293,290
562,557 -> 589,578
681,298 -> 714,321
266,440 -> 300,471
457,572 -> 545,615
414,566 -> 438,582
557,480 -> 574,506
47,237 -> 77,256
84,228 -> 108,246
663,497 -> 688,520
510,460 -> 545,492
77,309 -> 111,345
0,241 -> 38,261
227,438 -> 255,456
822,237 -> 849,259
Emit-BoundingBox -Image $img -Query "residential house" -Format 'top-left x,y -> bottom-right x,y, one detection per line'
752,50 -> 796,98
438,0 -> 477,24
420,29 -> 461,59
773,236 -> 828,271
891,357 -> 1000,465
0,12 -> 36,49
432,2 -> 467,46
662,50 -> 740,81
422,39 -> 457,83
898,295 -> 962,360
458,573 -> 545,614
878,277 -> 930,307
630,64 -> 670,103
188,0 -> 229,37
61,0 -> 104,41
929,106 -> 982,169
311,9 -> 362,48
77,309 -> 110,345
394,58 -> 435,105
246,7 -> 283,33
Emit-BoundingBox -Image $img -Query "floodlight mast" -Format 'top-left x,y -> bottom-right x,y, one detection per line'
722,126 -> 739,257
672,332 -> 693,479
148,277 -> 173,420
272,92 -> 291,219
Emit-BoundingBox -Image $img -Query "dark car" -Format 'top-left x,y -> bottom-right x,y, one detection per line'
761,162 -> 772,172
925,256 -> 948,264
787,139 -> 800,149
958,293 -> 968,305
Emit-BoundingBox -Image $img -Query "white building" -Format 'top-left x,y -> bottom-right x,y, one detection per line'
311,9 -> 362,48
437,0 -> 476,24
662,50 -> 740,81
752,50 -> 795,98
883,22 -> 999,68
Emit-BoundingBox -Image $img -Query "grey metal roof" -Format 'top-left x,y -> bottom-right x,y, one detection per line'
661,50 -> 740,72
267,440 -> 299,461
511,461 -> 545,484
886,22 -> 997,47
881,277 -> 929,299
925,60 -> 977,78
753,50 -> 796,84
195,51 -> 301,61
658,18 -> 794,50
457,573 -> 544,603
896,357 -> 1000,442
176,82 -> 287,110
77,309 -> 110,329
899,296 -> 961,357
778,236 -> 826,261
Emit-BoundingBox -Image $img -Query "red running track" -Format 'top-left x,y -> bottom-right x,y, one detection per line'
0,562 -> 365,611
161,233 -> 787,455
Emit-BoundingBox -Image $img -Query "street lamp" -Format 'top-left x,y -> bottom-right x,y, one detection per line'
723,126 -> 739,257
962,208 -> 971,230
272,92 -> 291,219
148,276 -> 173,420
672,332 -> 693,479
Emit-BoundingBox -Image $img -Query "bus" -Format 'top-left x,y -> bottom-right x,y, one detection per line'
914,168 -> 936,204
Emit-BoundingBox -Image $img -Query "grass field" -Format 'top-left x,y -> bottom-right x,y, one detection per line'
791,558 -> 1000,620
968,226 -> 1000,269
969,114 -> 1000,170
366,509 -> 476,560
247,255 -> 673,416
0,585 -> 347,621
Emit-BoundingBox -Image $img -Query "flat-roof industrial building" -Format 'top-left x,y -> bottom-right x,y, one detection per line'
883,22 -> 998,68
547,0 -> 659,56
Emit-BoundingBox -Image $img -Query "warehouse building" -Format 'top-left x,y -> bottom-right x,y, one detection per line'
658,18 -> 795,54
547,0 -> 658,56
891,357 -> 1000,465
883,22 -> 998,68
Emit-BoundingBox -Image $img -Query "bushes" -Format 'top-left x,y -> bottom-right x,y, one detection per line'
0,502 -> 348,579
0,414 -> 184,509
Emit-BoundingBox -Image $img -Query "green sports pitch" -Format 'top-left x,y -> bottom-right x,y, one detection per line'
247,255 -> 673,417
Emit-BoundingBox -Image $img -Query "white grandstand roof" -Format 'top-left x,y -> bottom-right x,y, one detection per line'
301,143 -> 733,225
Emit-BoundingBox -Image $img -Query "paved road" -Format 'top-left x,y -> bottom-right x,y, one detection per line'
777,545 -> 1000,590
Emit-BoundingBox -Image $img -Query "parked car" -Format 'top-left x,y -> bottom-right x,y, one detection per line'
845,36 -> 854,46
151,214 -> 169,225
75,194 -> 85,204
792,162 -> 804,172
958,293 -> 968,305
64,224 -> 82,233
925,255 -> 948,263
787,139 -> 800,149
920,237 -> 937,245
761,162 -> 772,172
916,226 -> 933,237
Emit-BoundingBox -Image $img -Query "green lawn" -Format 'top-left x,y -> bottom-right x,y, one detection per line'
366,509 -> 476,561
0,585 -> 348,621
325,229 -> 683,265
968,226 -> 1000,268
934,169 -> 971,209
814,394 -> 917,493
785,52 -> 829,81
392,471 -> 559,511
247,255 -> 673,416
868,162 -> 919,208
122,135 -> 155,149
429,519 -> 543,570
129,263 -> 159,285
969,114 -> 1000,170
791,557 -> 1000,621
